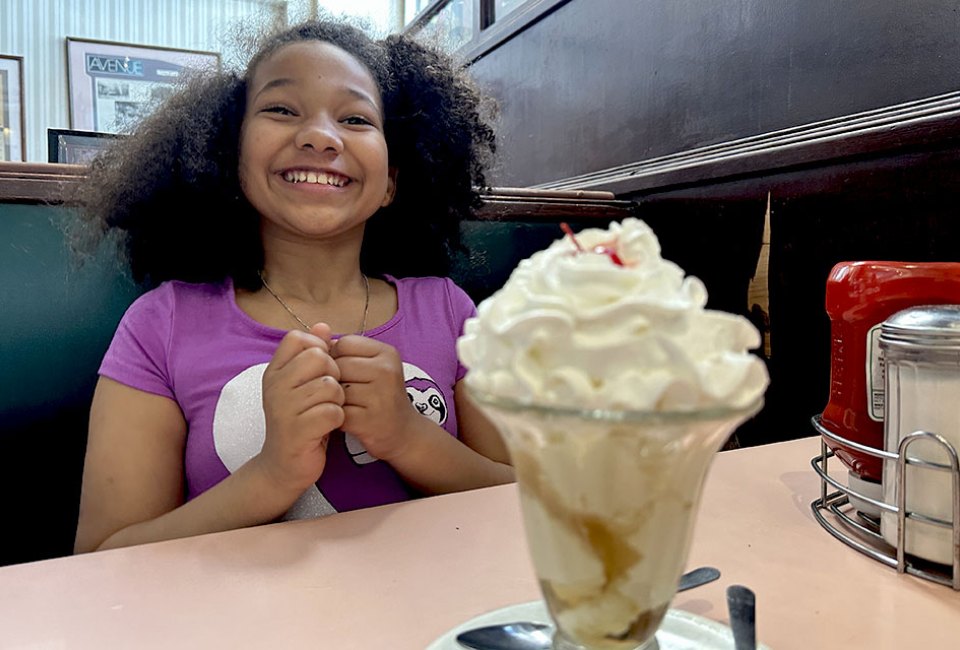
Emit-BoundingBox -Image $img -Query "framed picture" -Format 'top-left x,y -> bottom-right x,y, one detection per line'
66,37 -> 219,134
47,128 -> 122,164
0,54 -> 25,162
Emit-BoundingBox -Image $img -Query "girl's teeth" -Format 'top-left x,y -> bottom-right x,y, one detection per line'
283,171 -> 345,186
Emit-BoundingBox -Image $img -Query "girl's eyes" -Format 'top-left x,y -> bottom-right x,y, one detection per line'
261,105 -> 295,116
257,106 -> 378,127
342,115 -> 375,127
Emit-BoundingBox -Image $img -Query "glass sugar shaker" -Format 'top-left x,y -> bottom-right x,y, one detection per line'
879,305 -> 960,567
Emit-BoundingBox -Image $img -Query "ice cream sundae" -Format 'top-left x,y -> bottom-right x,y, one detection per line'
458,218 -> 768,649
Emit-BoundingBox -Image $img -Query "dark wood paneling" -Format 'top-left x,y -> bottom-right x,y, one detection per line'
469,0 -> 960,188
624,143 -> 960,446
539,93 -> 960,194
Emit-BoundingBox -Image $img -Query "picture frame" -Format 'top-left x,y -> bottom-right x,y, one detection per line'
47,127 -> 122,164
0,54 -> 26,162
65,37 -> 220,134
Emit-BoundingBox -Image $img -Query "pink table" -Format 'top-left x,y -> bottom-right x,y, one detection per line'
1,437 -> 957,648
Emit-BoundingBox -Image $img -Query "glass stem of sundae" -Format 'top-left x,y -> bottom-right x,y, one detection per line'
458,219 -> 768,649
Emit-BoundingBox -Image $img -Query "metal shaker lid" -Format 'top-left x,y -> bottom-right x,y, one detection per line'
880,304 -> 960,348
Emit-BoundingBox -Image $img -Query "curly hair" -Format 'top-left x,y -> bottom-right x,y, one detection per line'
71,19 -> 497,291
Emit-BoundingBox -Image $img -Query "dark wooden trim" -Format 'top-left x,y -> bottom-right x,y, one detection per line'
477,186 -> 632,221
476,196 -> 635,221
0,164 -> 631,220
0,162 -> 86,203
485,187 -> 614,200
532,91 -> 960,195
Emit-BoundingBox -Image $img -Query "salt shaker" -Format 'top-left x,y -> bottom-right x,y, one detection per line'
879,305 -> 960,566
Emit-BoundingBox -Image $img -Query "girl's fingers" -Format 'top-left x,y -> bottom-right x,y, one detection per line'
309,322 -> 334,346
341,381 -> 373,405
333,356 -> 383,384
268,328 -> 333,374
293,375 -> 345,413
298,401 -> 346,431
330,334 -> 381,360
333,338 -> 402,384
280,346 -> 341,387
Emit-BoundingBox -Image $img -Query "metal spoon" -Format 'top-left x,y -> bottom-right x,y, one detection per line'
455,566 -> 721,650
726,585 -> 757,650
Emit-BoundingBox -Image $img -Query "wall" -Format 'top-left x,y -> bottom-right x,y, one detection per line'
467,0 -> 960,189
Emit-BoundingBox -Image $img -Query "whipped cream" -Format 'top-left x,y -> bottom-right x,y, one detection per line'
457,218 -> 768,411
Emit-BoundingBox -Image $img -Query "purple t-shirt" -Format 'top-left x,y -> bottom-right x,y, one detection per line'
99,275 -> 476,519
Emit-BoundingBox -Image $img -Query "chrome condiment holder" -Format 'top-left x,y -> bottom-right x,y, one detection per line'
810,415 -> 960,590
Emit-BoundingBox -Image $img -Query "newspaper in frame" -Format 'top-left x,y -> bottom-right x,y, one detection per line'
66,38 -> 219,134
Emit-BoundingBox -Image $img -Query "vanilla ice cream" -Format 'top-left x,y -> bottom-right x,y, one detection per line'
457,218 -> 768,648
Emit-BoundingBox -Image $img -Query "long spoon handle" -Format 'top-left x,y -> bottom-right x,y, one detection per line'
726,584 -> 757,650
677,566 -> 721,592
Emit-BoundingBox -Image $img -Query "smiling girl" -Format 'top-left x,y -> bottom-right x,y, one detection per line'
71,19 -> 510,553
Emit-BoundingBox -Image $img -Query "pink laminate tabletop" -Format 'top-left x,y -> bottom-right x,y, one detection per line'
1,436 -> 957,649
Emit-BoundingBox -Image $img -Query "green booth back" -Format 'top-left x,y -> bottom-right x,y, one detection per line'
0,203 -> 142,565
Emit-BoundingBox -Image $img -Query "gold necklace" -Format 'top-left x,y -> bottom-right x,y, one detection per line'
258,271 -> 370,335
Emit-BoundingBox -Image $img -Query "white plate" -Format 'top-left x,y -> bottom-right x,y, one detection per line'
427,600 -> 772,650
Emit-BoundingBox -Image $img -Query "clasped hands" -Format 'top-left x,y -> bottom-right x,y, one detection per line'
257,322 -> 419,494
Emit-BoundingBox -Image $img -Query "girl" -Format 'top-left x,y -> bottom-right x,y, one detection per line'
72,19 -> 512,553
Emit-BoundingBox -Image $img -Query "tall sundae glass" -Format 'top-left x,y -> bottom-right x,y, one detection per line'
458,219 -> 769,649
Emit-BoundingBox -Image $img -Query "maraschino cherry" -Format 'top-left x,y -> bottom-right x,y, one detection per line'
560,222 -> 624,266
